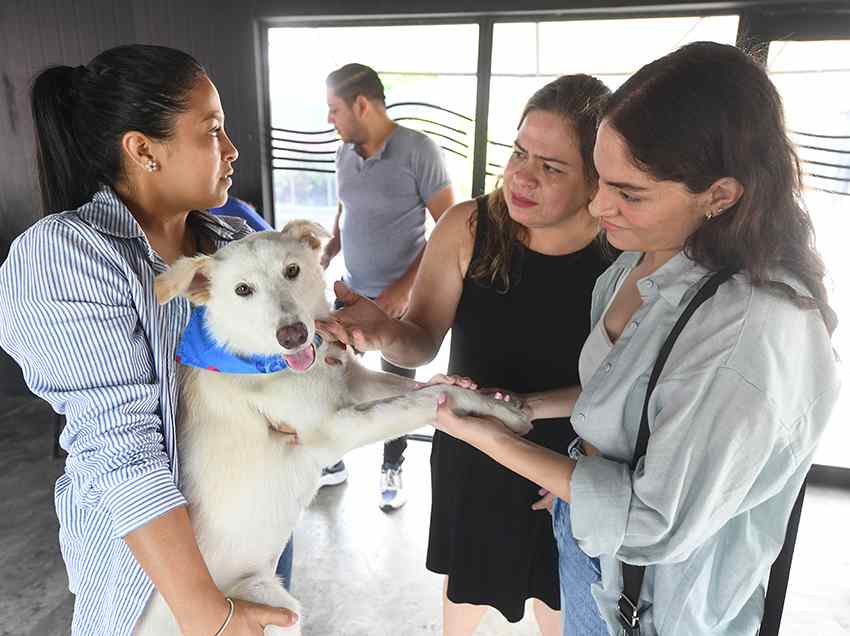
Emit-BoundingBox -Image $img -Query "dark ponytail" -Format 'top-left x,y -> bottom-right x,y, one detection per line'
30,45 -> 206,215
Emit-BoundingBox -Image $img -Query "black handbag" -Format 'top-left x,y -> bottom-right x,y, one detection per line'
618,267 -> 736,635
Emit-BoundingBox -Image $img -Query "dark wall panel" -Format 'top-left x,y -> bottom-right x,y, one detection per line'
0,0 -> 264,394
0,0 -> 265,255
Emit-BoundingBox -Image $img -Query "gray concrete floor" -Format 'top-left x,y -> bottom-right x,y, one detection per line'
1,395 -> 848,636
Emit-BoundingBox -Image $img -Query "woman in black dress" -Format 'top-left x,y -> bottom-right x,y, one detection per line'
318,74 -> 612,634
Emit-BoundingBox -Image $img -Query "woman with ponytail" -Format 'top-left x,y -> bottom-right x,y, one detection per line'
429,42 -> 840,635
0,45 -> 297,635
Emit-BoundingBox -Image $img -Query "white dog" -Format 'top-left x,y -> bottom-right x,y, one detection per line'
133,221 -> 531,635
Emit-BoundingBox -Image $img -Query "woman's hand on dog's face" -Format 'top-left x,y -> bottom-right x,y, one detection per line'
315,281 -> 393,352
226,598 -> 299,634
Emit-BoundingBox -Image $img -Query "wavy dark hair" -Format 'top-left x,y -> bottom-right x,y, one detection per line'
468,74 -> 611,290
604,41 -> 835,333
31,44 -> 206,215
605,42 -> 837,333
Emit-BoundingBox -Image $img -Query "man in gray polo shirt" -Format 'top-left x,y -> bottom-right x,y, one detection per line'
322,63 -> 454,510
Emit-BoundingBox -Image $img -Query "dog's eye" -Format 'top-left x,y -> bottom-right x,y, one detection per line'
235,283 -> 253,297
284,263 -> 300,280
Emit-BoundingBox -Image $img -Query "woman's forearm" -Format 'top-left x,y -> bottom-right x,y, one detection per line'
380,317 -> 444,369
124,506 -> 229,636
479,429 -> 577,501
524,385 -> 581,421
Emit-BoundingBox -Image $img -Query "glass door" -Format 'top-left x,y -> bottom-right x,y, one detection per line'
485,15 -> 740,192
767,40 -> 850,469
266,24 -> 480,230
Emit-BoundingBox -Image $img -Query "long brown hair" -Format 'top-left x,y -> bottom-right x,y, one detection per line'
605,41 -> 836,333
468,74 -> 611,290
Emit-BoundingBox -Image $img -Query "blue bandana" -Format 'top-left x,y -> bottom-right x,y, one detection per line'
175,306 -> 321,374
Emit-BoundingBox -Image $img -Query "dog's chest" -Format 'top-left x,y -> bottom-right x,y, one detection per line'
249,367 -> 346,428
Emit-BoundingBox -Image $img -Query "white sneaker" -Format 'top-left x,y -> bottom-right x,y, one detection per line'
319,460 -> 348,487
379,466 -> 407,510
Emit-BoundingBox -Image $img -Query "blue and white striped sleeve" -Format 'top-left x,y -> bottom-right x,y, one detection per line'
0,218 -> 187,537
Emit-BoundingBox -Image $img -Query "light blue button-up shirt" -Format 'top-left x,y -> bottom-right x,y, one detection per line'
569,251 -> 839,635
0,188 -> 249,636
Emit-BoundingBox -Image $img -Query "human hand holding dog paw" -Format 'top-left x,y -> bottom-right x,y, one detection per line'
435,393 -> 518,447
478,387 -> 532,420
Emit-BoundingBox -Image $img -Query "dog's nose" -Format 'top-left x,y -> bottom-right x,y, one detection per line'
277,322 -> 308,350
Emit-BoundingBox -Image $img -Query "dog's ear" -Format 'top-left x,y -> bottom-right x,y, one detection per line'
154,255 -> 212,305
281,220 -> 331,251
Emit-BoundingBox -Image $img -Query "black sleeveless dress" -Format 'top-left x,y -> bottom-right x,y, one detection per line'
426,196 -> 609,621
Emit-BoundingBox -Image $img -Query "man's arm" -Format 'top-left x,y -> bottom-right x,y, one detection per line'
425,185 -> 454,223
375,185 -> 455,317
320,202 -> 343,269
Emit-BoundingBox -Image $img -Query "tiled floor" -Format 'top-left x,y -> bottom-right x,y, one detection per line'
1,394 -> 848,636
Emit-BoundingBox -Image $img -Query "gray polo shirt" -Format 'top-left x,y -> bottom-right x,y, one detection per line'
337,125 -> 450,298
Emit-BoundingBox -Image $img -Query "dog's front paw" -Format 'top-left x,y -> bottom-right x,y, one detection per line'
485,397 -> 533,435
443,386 -> 533,436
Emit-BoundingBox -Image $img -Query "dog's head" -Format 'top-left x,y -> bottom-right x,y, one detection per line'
155,220 -> 331,373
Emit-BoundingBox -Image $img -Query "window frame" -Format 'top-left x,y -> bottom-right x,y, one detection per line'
256,8 -> 746,218
256,4 -> 850,487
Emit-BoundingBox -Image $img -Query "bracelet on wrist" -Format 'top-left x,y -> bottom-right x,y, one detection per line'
212,597 -> 235,636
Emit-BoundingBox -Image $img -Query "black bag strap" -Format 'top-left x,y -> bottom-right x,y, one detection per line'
618,267 -> 736,635
759,478 -> 807,635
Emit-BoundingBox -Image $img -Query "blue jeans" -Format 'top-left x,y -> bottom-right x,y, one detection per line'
552,498 -> 609,636
275,536 -> 293,591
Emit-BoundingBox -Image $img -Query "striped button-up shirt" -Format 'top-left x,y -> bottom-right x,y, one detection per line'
0,188 -> 250,635
568,251 -> 840,635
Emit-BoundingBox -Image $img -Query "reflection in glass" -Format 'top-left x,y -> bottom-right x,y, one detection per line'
268,25 -> 479,229
769,40 -> 850,468
485,16 -> 739,192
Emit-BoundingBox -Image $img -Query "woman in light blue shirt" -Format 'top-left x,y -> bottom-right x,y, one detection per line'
0,45 -> 297,635
433,42 -> 840,635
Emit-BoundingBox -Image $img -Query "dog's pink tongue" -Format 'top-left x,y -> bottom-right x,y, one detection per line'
283,344 -> 315,372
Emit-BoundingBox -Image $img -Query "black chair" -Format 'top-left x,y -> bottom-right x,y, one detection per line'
759,478 -> 808,635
